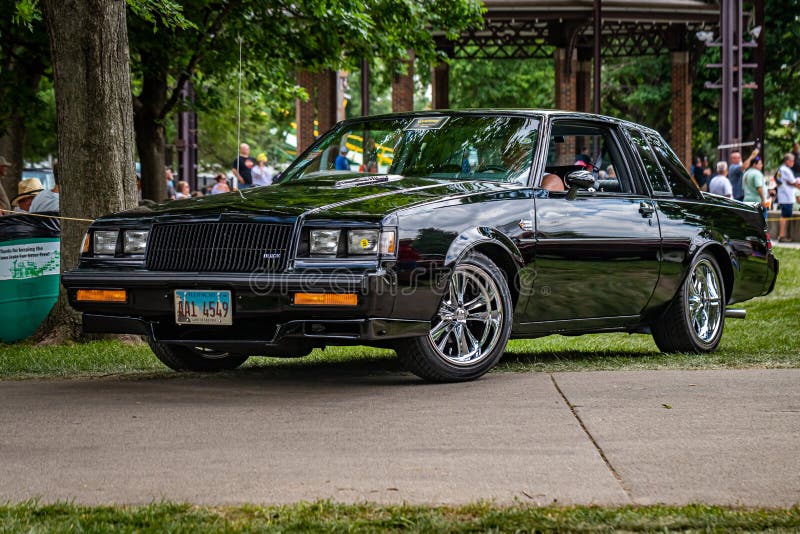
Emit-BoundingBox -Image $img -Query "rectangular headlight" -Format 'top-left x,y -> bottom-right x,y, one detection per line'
309,229 -> 340,255
347,229 -> 379,255
123,230 -> 149,255
93,230 -> 118,255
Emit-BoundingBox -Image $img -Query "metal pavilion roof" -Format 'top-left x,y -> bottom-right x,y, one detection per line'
438,0 -> 720,59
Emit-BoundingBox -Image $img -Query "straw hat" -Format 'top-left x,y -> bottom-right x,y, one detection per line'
11,178 -> 44,207
256,153 -> 267,163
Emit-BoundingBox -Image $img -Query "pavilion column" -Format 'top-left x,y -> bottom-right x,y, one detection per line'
431,61 -> 450,110
575,52 -> 592,113
392,50 -> 415,112
317,68 -> 338,137
670,50 -> 692,170
554,48 -> 577,111
295,70 -> 316,154
554,47 -> 577,159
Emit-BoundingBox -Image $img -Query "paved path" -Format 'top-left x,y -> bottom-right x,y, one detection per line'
1,368 -> 798,506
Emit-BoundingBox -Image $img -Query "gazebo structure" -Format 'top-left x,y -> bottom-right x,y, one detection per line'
294,1 -> 762,168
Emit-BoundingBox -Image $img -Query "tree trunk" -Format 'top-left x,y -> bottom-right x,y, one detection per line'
0,111 -> 26,209
133,50 -> 169,202
40,0 -> 137,343
134,100 -> 167,202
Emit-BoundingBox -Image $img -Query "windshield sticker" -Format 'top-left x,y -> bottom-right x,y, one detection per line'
405,117 -> 449,130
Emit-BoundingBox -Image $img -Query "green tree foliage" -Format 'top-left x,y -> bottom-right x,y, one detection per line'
448,57 -> 554,109
127,0 -> 484,199
196,74 -> 297,169
0,0 -> 50,203
602,55 -> 672,136
23,79 -> 57,162
762,0 -> 800,165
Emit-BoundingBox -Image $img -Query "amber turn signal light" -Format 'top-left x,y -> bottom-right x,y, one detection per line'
293,293 -> 358,306
75,289 -> 127,303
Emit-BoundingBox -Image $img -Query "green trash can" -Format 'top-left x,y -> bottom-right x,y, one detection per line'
0,214 -> 61,343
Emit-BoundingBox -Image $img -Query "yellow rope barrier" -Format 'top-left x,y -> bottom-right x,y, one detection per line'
0,208 -> 94,223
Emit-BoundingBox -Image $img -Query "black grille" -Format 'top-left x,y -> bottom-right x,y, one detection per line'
146,222 -> 292,272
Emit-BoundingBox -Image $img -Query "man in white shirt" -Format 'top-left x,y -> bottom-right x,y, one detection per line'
30,167 -> 60,213
777,152 -> 798,242
708,161 -> 733,198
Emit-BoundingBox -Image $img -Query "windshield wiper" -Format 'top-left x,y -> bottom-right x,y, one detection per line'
333,175 -> 404,189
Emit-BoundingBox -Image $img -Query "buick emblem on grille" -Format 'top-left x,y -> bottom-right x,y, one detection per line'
263,253 -> 282,259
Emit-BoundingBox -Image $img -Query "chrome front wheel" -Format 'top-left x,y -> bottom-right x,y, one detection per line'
395,252 -> 513,382
429,264 -> 504,366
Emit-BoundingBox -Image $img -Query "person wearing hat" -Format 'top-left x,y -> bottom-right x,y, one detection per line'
574,154 -> 594,172
335,146 -> 351,171
11,178 -> 44,213
0,155 -> 11,212
251,152 -> 273,187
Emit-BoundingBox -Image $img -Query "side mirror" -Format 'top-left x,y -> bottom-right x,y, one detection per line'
565,170 -> 595,200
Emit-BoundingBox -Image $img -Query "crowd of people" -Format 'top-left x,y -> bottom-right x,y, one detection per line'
691,142 -> 800,241
3,140 -> 800,240
156,143 -> 276,202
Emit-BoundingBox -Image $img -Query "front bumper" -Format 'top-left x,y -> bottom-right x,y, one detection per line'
62,269 -> 431,351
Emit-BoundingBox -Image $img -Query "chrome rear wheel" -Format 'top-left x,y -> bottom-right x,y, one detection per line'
687,259 -> 723,343
651,251 -> 726,353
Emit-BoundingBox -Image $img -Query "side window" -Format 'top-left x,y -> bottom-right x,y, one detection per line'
646,133 -> 701,199
543,121 -> 633,194
627,128 -> 671,194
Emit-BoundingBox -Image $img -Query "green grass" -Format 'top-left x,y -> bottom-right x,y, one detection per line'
1,501 -> 799,533
1,248 -> 797,380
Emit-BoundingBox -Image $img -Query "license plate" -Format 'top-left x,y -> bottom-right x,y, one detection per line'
174,290 -> 232,325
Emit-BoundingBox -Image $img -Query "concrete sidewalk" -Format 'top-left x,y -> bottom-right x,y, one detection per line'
0,368 -> 797,507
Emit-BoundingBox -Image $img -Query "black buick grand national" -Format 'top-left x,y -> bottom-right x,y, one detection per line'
63,111 -> 778,381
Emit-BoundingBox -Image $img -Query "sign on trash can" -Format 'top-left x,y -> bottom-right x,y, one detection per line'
0,214 -> 60,343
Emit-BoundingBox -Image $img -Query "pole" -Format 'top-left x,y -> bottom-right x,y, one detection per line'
593,0 -> 601,115
360,58 -> 370,116
234,35 -> 243,194
753,0 -> 765,161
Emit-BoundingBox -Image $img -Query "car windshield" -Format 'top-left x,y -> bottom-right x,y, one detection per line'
281,115 -> 540,184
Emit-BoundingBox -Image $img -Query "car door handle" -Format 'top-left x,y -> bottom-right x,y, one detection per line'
639,201 -> 655,218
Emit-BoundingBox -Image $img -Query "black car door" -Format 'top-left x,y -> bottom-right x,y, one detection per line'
523,119 -> 661,324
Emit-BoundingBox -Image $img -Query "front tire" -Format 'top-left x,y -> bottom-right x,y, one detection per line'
651,252 -> 726,353
147,339 -> 249,372
395,252 -> 513,382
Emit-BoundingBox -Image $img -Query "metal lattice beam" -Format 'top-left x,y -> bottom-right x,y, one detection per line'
447,19 -> 553,59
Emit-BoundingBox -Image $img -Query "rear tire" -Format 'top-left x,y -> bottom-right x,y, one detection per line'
651,252 -> 726,353
147,338 -> 249,372
395,252 -> 513,382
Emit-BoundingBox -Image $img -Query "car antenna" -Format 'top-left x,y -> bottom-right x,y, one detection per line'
234,34 -> 245,199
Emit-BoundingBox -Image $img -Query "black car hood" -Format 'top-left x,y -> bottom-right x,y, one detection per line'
107,175 -> 517,223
